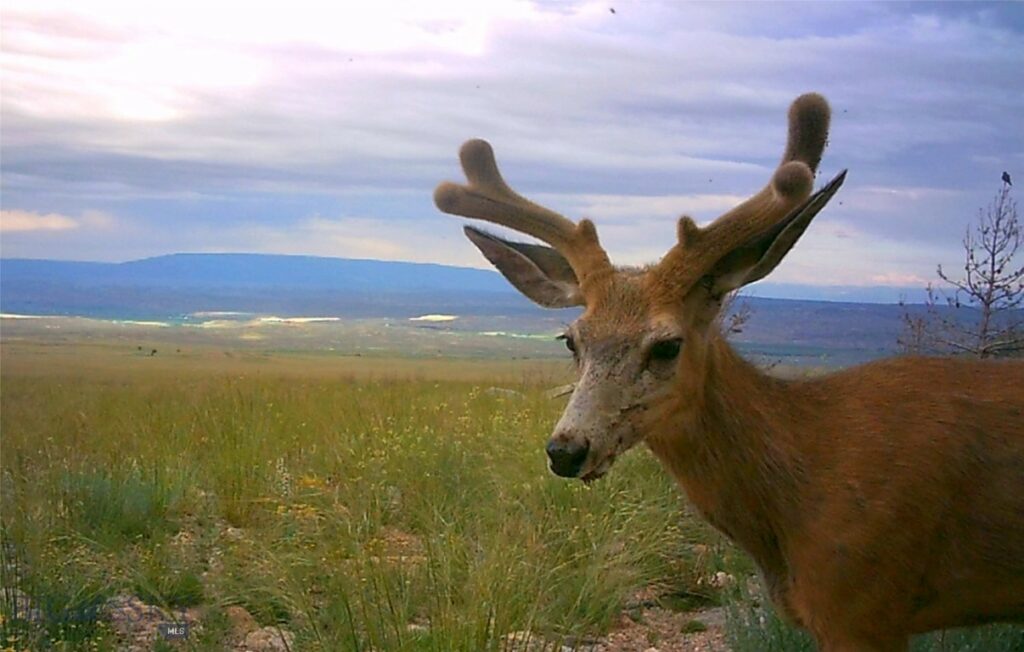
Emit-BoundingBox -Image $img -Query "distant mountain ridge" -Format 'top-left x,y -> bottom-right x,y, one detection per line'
2,252 -> 927,301
0,253 -> 975,366
1,253 -> 510,293
1,253 -> 929,324
0,253 -> 532,320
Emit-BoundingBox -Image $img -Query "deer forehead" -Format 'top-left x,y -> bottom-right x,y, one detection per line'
573,272 -> 689,343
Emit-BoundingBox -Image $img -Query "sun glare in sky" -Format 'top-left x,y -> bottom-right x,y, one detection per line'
1,1 -> 1021,291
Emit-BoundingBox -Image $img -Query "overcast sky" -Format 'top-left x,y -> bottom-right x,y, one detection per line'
2,0 -> 1021,290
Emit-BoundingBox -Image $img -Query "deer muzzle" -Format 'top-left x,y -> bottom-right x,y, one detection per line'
546,437 -> 590,477
547,357 -> 641,481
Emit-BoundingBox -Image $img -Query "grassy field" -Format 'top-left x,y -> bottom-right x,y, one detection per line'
1,334 -> 1021,651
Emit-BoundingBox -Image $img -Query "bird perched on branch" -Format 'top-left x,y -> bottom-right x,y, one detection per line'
1003,171 -> 1013,186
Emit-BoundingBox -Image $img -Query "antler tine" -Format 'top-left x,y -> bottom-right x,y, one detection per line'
690,93 -> 831,251
434,139 -> 612,284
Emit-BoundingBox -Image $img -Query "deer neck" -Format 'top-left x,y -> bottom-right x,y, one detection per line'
645,332 -> 806,574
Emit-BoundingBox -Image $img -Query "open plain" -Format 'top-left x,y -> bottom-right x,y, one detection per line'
1,319 -> 1021,651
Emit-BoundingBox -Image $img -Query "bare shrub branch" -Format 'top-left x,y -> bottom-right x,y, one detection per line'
900,182 -> 1022,358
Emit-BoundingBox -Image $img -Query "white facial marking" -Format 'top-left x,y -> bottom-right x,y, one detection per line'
551,326 -> 680,480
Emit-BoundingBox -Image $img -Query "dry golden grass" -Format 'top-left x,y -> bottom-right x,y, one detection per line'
2,334 -> 1020,651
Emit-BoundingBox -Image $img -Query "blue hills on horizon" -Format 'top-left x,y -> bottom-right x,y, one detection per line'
0,252 -> 928,309
0,253 -> 952,365
0,253 -> 540,321
0,252 -> 510,294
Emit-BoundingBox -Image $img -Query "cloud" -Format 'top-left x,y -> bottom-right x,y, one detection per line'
118,212 -> 486,267
1,209 -> 77,232
869,272 -> 931,286
2,209 -> 80,232
541,192 -> 748,222
296,217 -> 421,260
1,1 -> 1022,290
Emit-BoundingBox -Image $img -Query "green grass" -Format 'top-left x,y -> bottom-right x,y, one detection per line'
724,597 -> 1024,652
2,343 -> 1021,650
0,357 -> 722,650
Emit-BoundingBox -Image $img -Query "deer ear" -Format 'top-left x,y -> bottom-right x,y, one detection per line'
709,170 -> 846,296
463,226 -> 584,308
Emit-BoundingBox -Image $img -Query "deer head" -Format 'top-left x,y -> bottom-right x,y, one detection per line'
435,93 -> 845,482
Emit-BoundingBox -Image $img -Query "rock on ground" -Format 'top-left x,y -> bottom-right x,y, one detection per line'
105,593 -> 202,652
236,626 -> 296,651
226,604 -> 260,639
502,603 -> 730,652
595,607 -> 729,652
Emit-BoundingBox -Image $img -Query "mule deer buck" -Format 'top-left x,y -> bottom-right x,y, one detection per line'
434,93 -> 1024,651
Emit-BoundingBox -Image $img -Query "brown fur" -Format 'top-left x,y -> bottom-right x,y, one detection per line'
435,93 -> 1024,651
545,270 -> 1024,651
643,322 -> 1024,650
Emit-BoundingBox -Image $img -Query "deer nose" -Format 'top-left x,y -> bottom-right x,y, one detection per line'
546,438 -> 590,477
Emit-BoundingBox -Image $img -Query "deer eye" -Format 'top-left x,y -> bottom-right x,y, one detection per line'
648,338 -> 682,364
557,333 -> 577,355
